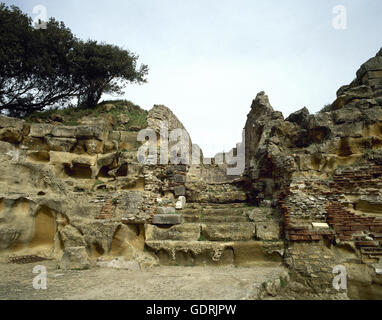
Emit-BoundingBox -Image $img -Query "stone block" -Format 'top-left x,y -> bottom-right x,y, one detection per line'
173,174 -> 186,183
119,131 -> 139,151
0,115 -> 24,129
76,125 -> 104,140
0,127 -> 23,143
312,222 -> 330,229
145,240 -> 234,266
174,185 -> 186,196
202,223 -> 256,241
30,124 -> 53,138
145,224 -> 200,241
84,139 -> 103,155
178,196 -> 186,206
174,165 -> 187,172
158,207 -> 176,215
256,221 -> 281,241
59,246 -> 90,270
152,214 -> 184,225
51,126 -> 77,138
176,196 -> 186,210
46,137 -> 77,152
176,201 -> 183,210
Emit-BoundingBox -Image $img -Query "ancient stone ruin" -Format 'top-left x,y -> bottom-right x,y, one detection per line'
1,48 -> 382,299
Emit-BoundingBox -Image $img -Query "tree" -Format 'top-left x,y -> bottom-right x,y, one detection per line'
0,4 -> 34,115
0,3 -> 148,117
0,4 -> 79,117
72,40 -> 148,109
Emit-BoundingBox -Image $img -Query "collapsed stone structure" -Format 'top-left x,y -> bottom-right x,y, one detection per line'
1,49 -> 382,299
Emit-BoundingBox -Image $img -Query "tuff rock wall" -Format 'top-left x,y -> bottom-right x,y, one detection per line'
0,104 -> 193,268
243,48 -> 382,297
1,48 -> 382,298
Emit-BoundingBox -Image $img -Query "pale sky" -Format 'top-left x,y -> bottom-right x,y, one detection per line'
6,0 -> 382,156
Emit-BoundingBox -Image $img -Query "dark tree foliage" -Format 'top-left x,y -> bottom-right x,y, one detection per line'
0,3 -> 148,117
73,40 -> 148,109
0,4 -> 35,116
0,5 -> 78,117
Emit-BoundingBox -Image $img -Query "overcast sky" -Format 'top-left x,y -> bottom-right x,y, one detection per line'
6,0 -> 382,155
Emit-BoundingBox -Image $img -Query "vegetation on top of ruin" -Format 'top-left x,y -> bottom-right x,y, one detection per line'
24,99 -> 148,131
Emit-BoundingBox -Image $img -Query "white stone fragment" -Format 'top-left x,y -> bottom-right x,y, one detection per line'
178,196 -> 186,207
375,268 -> 382,275
312,222 -> 330,229
176,201 -> 183,210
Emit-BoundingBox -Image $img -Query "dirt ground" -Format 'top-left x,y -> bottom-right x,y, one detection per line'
0,261 -> 287,300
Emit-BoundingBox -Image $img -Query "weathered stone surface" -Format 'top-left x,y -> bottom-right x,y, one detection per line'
202,223 -> 256,241
246,208 -> 282,240
46,137 -> 77,152
119,131 -> 139,151
145,223 -> 200,241
186,181 -> 247,203
1,48 -> 382,299
173,174 -> 186,183
145,240 -> 235,265
96,257 -> 140,271
286,107 -> 310,128
157,207 -> 176,215
51,126 -> 77,138
147,105 -> 193,161
233,241 -> 284,266
76,125 -> 105,140
0,116 -> 25,130
256,221 -> 281,241
30,124 -> 53,138
145,240 -> 284,266
0,127 -> 23,143
152,214 -> 184,225
59,246 -> 90,270
174,185 -> 186,196
59,225 -> 86,247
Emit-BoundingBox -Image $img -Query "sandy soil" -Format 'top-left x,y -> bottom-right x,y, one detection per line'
0,261 -> 287,300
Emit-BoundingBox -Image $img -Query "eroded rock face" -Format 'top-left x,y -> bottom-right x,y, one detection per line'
59,246 -> 90,270
243,48 -> 382,208
148,105 -> 189,135
1,48 -> 382,299
236,48 -> 382,297
0,103 -> 192,267
244,91 -> 296,203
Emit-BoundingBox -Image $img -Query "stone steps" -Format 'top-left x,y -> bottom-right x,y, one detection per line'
201,222 -> 256,241
145,240 -> 284,266
181,206 -> 256,223
184,214 -> 249,223
360,246 -> 382,263
144,203 -> 283,266
181,208 -> 248,217
187,203 -> 250,209
145,222 -> 256,241
181,204 -> 254,224
201,216 -> 250,223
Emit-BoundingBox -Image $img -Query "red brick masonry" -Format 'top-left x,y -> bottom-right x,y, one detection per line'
280,164 -> 382,257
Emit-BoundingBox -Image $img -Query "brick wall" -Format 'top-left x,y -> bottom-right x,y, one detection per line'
281,164 -> 382,260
